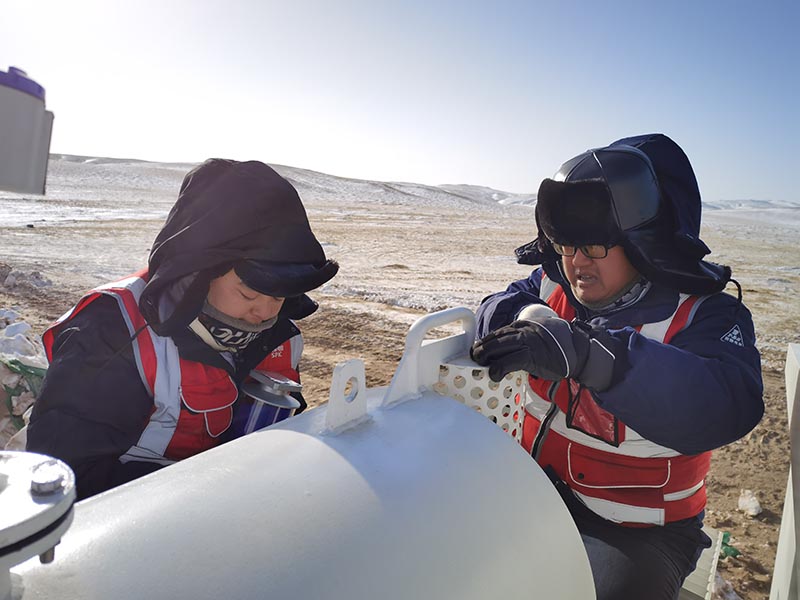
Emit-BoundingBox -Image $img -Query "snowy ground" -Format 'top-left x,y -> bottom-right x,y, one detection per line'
2,156 -> 798,323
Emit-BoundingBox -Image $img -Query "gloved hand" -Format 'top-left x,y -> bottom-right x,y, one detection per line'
471,316 -> 617,391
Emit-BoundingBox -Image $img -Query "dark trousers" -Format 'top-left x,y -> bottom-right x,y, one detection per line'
548,468 -> 711,600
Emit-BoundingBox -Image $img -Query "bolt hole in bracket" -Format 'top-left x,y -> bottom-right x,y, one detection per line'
324,359 -> 369,433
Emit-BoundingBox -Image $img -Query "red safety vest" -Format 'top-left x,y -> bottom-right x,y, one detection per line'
43,270 -> 301,465
522,276 -> 711,526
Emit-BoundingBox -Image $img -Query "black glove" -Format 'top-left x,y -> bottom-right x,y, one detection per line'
471,316 -> 617,391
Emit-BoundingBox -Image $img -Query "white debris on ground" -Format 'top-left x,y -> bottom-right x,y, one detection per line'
1,307 -> 48,449
712,573 -> 743,600
737,489 -> 763,517
1,263 -> 52,291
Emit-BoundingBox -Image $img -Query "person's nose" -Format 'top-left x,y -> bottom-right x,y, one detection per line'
570,249 -> 593,267
249,297 -> 281,322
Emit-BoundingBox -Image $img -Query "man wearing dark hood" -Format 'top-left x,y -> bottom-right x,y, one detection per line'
27,159 -> 339,500
471,134 -> 763,599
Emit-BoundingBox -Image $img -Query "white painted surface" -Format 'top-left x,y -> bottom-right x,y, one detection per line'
0,452 -> 75,600
12,309 -> 594,599
770,344 -> 800,600
13,390 -> 594,599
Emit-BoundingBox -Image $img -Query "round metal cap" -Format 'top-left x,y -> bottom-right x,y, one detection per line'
30,459 -> 69,495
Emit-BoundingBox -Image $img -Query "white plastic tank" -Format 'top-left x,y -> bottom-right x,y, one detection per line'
11,308 -> 595,599
0,67 -> 54,195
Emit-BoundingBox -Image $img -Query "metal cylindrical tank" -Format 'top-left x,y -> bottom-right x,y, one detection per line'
13,309 -> 595,599
0,67 -> 54,195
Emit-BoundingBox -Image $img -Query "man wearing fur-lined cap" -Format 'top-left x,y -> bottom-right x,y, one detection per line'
472,134 -> 763,599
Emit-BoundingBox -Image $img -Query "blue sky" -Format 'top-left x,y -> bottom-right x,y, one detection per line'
2,0 -> 797,201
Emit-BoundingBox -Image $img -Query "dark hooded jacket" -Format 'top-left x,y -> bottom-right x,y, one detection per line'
141,158 -> 338,334
28,159 -> 337,499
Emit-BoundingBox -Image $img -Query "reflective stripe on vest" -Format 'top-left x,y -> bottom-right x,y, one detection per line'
522,278 -> 711,525
43,272 -> 158,398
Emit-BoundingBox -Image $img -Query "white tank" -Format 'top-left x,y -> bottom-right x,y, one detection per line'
0,67 -> 53,195
10,308 -> 595,599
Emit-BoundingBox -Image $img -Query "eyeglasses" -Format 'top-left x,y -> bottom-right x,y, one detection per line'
551,242 -> 611,259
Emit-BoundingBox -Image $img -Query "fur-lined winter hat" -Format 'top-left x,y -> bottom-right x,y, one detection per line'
516,134 -> 731,295
534,178 -> 624,247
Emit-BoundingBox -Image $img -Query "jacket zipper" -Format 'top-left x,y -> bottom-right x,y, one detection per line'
531,400 -> 559,461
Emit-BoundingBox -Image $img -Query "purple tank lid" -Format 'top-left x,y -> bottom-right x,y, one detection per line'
0,67 -> 46,101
